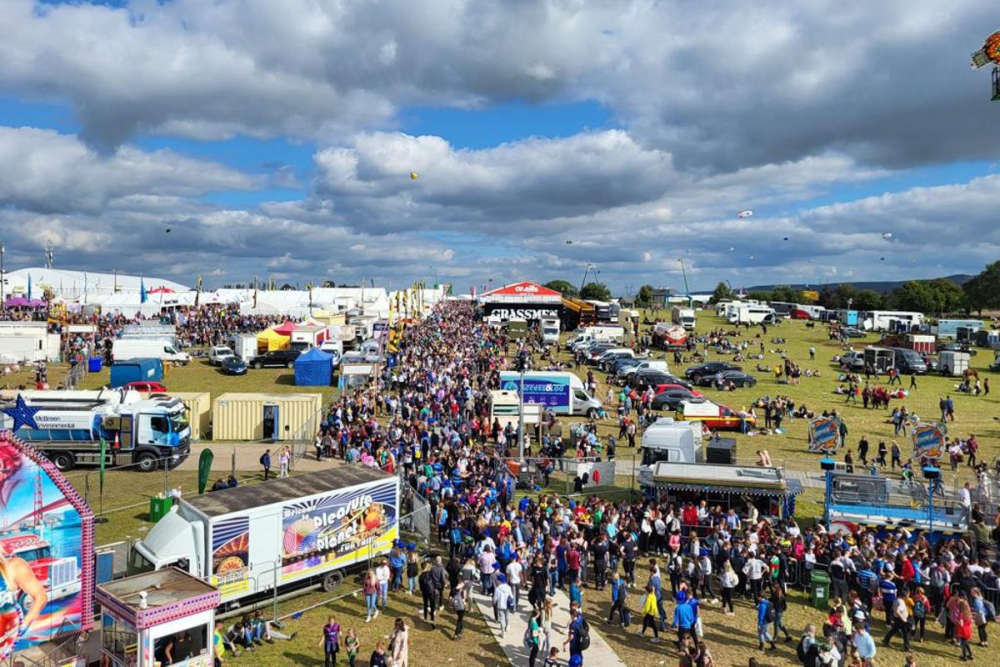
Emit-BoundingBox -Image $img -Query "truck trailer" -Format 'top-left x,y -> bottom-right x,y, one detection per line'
0,389 -> 190,471
670,306 -> 696,331
131,466 -> 399,606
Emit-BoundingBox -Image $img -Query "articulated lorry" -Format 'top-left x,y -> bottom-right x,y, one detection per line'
131,466 -> 399,607
0,389 -> 190,472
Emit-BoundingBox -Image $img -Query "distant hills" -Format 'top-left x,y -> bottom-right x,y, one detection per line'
744,274 -> 973,294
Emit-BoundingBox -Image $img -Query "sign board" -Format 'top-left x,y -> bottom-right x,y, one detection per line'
280,478 -> 397,584
499,372 -> 571,413
911,422 -> 946,459
808,416 -> 840,453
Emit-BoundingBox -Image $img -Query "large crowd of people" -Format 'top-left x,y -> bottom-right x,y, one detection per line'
277,300 -> 998,666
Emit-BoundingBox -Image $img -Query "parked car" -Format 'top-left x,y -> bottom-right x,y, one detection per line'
599,351 -> 635,372
842,327 -> 866,338
221,356 -> 248,375
251,349 -> 301,369
839,350 -> 865,371
651,387 -> 704,411
700,369 -> 757,388
208,345 -> 235,366
124,380 -> 167,393
937,341 -> 977,356
684,362 -> 740,381
632,370 -> 677,392
652,380 -> 696,393
612,357 -> 644,379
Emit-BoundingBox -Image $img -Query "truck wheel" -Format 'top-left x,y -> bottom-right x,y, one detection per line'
321,570 -> 343,592
136,452 -> 158,472
50,452 -> 75,472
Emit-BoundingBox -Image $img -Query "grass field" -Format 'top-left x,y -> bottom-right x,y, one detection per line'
19,313 -> 1000,664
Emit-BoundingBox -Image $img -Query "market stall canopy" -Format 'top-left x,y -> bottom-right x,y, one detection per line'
478,281 -> 563,304
272,320 -> 298,336
293,347 -> 333,386
256,328 -> 290,352
4,297 -> 47,308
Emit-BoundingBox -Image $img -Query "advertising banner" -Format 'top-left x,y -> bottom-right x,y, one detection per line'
211,516 -> 251,601
499,373 -> 571,413
0,438 -> 89,658
280,479 -> 397,583
808,416 -> 840,453
911,422 -> 946,459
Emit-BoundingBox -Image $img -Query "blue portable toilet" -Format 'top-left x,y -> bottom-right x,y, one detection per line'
293,347 -> 333,386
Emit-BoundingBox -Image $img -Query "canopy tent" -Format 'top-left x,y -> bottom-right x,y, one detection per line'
293,347 -> 333,386
273,320 -> 298,336
256,327 -> 290,352
147,286 -> 175,294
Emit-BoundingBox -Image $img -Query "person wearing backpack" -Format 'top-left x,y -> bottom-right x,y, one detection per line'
756,590 -> 776,651
259,449 -> 271,480
911,587 -> 930,642
492,574 -> 513,634
797,624 -> 819,666
562,604 -> 588,667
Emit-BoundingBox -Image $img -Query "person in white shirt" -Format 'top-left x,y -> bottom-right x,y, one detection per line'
743,555 -> 767,598
492,575 -> 514,634
505,558 -> 523,608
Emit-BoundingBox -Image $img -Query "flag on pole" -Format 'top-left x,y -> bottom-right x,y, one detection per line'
27,274 -> 32,300
140,277 -> 147,303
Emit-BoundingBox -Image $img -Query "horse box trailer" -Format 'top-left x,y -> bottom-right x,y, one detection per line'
131,466 -> 399,606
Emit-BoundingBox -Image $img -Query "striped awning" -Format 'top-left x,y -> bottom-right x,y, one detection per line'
654,478 -> 804,498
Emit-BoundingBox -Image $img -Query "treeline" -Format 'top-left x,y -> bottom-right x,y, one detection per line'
712,261 -> 1000,316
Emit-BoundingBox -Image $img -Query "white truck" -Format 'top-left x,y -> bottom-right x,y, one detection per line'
540,318 -> 560,345
498,370 -> 603,417
637,417 -> 703,489
229,333 -> 259,362
131,466 -> 400,606
671,306 -> 696,331
0,389 -> 190,471
729,304 -> 777,325
112,338 -> 191,365
565,325 -> 624,349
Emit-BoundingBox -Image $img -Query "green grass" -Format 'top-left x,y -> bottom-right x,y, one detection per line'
22,316 -> 1000,665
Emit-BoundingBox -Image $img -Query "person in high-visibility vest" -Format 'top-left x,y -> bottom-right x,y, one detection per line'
213,621 -> 225,666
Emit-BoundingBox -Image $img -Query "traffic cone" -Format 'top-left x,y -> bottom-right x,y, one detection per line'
113,433 -> 120,449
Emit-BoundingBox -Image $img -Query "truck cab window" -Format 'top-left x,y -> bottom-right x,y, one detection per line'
150,416 -> 169,433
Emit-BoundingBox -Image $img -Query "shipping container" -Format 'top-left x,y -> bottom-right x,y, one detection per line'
109,358 -> 164,388
170,391 -> 211,441
212,392 -> 322,441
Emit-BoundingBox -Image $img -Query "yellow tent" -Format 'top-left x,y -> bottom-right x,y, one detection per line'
256,328 -> 290,352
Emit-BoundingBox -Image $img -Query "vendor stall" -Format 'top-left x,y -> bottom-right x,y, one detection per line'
647,462 -> 803,519
97,568 -> 220,667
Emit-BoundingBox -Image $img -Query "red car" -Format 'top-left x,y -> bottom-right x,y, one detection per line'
124,381 -> 167,393
653,383 -> 702,396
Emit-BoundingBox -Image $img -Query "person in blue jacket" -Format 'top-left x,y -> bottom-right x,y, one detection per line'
756,590 -> 776,651
671,595 -> 695,647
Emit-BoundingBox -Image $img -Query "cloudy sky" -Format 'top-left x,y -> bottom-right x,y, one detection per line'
2,0 -> 999,293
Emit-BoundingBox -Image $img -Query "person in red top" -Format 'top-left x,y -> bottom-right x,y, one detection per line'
682,503 -> 699,527
899,555 -> 915,588
566,545 -> 581,585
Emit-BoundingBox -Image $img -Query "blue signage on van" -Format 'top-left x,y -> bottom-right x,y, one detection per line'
500,373 -> 571,411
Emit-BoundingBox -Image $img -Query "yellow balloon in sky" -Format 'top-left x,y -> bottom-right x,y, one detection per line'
410,172 -> 418,180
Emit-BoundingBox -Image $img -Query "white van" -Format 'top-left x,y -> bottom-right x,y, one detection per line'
112,338 -> 191,364
629,359 -> 670,374
541,318 -> 560,345
637,418 -> 703,488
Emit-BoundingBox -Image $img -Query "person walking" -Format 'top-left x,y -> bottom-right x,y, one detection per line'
389,618 -> 408,667
955,596 -> 974,661
278,446 -> 290,478
883,592 -> 911,652
562,603 -> 587,667
259,448 -> 271,480
756,591 -> 776,651
363,570 -> 379,622
770,586 -> 792,642
318,616 -> 340,667
450,582 -> 466,639
719,561 -> 737,615
607,571 -> 628,626
909,373 -> 917,391
640,584 -> 660,642
493,574 -> 513,634
527,607 -> 543,667
344,629 -> 360,667
852,625 -> 877,666
419,562 -> 437,628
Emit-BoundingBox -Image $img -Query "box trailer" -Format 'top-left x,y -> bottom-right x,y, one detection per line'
229,333 -> 260,361
938,350 -> 971,377
131,466 -> 399,606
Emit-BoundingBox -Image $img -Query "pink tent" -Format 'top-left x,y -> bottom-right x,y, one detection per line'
273,320 -> 297,336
